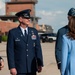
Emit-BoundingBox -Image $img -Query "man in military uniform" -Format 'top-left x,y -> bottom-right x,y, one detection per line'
7,9 -> 43,75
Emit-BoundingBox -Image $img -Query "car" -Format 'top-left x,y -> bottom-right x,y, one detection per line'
38,32 -> 44,39
40,33 -> 57,43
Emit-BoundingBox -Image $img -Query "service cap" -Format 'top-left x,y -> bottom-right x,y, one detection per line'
15,9 -> 31,19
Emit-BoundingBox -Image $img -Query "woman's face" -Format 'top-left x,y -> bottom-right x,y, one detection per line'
68,16 -> 72,21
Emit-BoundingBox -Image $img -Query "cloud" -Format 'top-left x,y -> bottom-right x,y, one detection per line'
36,0 -> 75,32
37,10 -> 64,16
0,0 -> 11,15
1,0 -> 11,2
36,10 -> 65,23
55,11 -> 64,14
0,1 -> 5,9
36,10 -> 67,32
38,10 -> 53,16
0,1 -> 5,15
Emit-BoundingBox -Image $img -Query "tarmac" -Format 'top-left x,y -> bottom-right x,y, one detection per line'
0,42 -> 60,75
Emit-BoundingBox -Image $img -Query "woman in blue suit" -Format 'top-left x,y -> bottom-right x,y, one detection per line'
61,8 -> 75,75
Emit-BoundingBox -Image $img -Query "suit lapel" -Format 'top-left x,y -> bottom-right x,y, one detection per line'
28,27 -> 32,43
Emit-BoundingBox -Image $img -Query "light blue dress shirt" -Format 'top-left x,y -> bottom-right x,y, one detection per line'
20,26 -> 28,35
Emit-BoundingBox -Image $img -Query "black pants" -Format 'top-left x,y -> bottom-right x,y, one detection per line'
17,72 -> 36,75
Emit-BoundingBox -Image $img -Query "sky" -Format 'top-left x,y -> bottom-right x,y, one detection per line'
0,0 -> 75,33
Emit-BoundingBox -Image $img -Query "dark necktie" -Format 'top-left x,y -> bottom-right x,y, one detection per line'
24,30 -> 28,42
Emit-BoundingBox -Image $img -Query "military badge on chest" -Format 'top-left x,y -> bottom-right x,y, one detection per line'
31,31 -> 36,47
31,31 -> 36,40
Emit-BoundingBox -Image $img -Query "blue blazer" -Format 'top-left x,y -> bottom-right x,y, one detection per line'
55,25 -> 68,69
7,26 -> 43,73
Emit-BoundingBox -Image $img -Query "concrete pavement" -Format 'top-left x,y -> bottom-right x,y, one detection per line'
0,42 -> 60,75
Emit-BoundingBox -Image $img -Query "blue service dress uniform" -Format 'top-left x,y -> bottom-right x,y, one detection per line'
7,26 -> 43,74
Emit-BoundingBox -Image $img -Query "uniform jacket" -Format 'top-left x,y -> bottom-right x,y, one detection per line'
55,25 -> 68,69
61,34 -> 75,75
7,26 -> 43,73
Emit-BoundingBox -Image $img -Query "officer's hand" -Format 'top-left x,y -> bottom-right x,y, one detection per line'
37,66 -> 42,73
0,59 -> 4,70
10,68 -> 17,75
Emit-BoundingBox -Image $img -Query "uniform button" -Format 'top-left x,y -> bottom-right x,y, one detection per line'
26,49 -> 28,51
27,55 -> 28,56
27,44 -> 28,46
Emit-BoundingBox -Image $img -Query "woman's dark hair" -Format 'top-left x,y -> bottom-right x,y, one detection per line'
67,16 -> 75,39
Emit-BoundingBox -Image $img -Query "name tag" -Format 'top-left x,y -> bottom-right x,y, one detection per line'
15,38 -> 20,41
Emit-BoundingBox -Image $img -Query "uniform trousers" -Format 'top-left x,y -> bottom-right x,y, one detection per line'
17,72 -> 36,75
